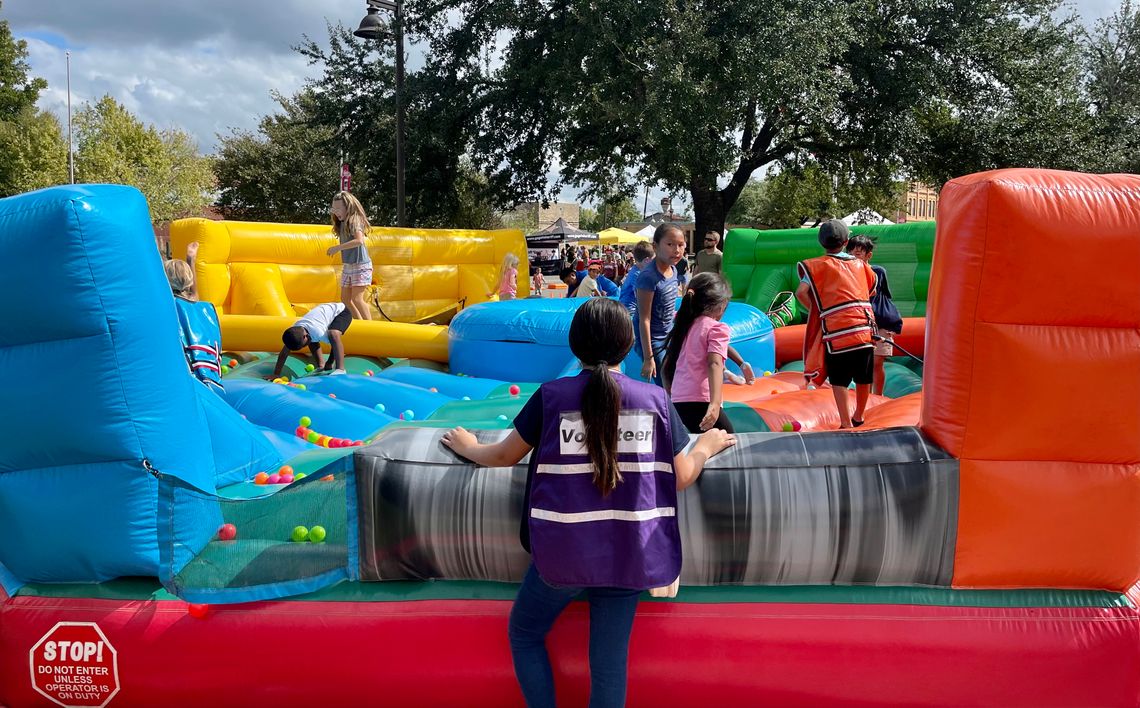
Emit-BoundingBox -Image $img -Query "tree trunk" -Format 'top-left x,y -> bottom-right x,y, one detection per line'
690,185 -> 727,250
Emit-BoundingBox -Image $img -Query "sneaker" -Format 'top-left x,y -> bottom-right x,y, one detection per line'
329,369 -> 346,376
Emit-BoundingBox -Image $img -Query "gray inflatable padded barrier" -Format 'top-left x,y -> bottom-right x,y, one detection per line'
356,427 -> 957,586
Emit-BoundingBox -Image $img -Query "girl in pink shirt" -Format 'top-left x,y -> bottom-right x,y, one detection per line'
662,272 -> 735,433
493,253 -> 520,300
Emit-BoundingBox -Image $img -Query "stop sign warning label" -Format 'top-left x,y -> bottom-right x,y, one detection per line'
29,622 -> 120,707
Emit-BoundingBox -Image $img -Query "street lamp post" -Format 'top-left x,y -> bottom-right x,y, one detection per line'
355,0 -> 406,227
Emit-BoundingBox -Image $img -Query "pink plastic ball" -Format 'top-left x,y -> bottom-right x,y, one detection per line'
791,421 -> 802,432
279,474 -> 295,484
217,523 -> 237,541
266,473 -> 282,485
509,385 -> 521,396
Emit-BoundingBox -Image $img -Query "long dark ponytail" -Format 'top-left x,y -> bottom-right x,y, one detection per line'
662,272 -> 732,389
568,298 -> 634,495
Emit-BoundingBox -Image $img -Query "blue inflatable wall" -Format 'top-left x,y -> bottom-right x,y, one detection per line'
0,185 -> 279,585
450,298 -> 776,382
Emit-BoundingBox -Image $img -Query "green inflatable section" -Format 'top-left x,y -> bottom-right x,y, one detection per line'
724,221 -> 935,324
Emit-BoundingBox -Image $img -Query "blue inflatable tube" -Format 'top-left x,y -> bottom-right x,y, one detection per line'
222,379 -> 393,441
373,367 -> 507,399
450,299 -> 776,382
298,375 -> 454,421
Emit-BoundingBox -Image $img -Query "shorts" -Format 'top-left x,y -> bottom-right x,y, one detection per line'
341,261 -> 373,288
673,401 -> 736,434
825,347 -> 873,388
499,292 -> 516,300
873,330 -> 894,357
329,308 -> 353,335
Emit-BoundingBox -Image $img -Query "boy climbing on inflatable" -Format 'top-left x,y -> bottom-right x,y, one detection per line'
845,235 -> 903,396
271,302 -> 353,378
164,241 -> 224,393
795,220 -> 877,429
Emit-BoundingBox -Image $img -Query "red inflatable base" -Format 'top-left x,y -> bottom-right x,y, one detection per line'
3,591 -> 1138,707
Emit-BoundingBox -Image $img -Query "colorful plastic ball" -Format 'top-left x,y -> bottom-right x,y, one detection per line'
353,440 -> 363,446
228,358 -> 238,368
791,421 -> 802,432
771,390 -> 778,395
497,414 -> 508,421
306,432 -> 320,444
291,526 -> 309,542
509,385 -> 521,396
403,410 -> 415,421
329,439 -> 342,448
398,413 -> 405,420
318,436 -> 331,447
278,465 -> 294,476
375,403 -> 386,412
295,384 -> 306,391
266,473 -> 282,485
280,376 -> 289,383
781,422 -> 794,432
217,523 -> 237,541
220,365 -> 230,375
295,472 -> 308,481
305,364 -> 315,372
187,603 -> 209,619
253,472 -> 270,485
279,474 -> 295,484
462,396 -> 471,401
364,370 -> 374,376
299,416 -> 312,428
309,526 -> 327,543
320,474 -> 335,482
328,394 -> 336,399
763,371 -> 773,377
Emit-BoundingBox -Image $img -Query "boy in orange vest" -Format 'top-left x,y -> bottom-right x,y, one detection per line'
794,220 -> 877,428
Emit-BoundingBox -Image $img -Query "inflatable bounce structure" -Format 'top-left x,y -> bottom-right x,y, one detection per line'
169,217 -> 529,361
2,170 -> 1140,707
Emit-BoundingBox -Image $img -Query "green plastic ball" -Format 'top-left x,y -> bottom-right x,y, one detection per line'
309,525 -> 327,543
291,526 -> 309,542
305,364 -> 315,372
299,416 -> 312,428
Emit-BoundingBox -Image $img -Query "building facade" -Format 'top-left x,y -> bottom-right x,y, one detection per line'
895,182 -> 939,223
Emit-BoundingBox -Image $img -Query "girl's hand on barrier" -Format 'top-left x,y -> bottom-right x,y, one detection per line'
441,427 -> 477,455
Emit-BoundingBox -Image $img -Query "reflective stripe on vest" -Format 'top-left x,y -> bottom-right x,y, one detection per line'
529,371 -> 681,589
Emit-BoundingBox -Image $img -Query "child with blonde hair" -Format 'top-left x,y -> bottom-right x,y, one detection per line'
164,241 -> 224,393
492,252 -> 520,300
325,191 -> 373,321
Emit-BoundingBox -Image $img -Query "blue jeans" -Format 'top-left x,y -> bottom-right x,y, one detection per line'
509,563 -> 642,708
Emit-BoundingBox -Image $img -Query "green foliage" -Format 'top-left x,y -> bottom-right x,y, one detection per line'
580,197 -> 641,231
214,91 -> 342,223
413,0 -> 1094,234
0,106 -> 67,196
1084,0 -> 1140,172
291,22 -> 500,228
726,180 -> 768,225
0,4 -> 45,120
74,95 -> 213,222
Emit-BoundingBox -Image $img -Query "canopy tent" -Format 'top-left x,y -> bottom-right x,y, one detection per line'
596,227 -> 643,245
801,210 -> 896,228
525,217 -> 598,247
634,224 -> 656,237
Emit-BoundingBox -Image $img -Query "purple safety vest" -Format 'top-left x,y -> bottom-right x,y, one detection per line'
529,371 -> 681,589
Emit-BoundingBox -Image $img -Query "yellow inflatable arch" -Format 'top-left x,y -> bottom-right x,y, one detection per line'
169,218 -> 529,362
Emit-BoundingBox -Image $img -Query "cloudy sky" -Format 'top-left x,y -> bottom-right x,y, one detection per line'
8,0 -> 1124,211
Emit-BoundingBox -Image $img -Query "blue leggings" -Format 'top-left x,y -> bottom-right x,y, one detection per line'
508,563 -> 641,708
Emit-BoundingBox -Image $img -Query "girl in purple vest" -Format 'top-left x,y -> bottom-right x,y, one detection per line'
443,297 -> 735,708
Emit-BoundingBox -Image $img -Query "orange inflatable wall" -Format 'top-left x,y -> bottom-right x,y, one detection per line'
922,169 -> 1140,591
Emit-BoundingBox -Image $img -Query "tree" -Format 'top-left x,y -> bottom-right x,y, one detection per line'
293,23 -> 500,228
580,196 -> 641,231
73,95 -> 213,222
0,2 -> 45,120
1084,0 -> 1140,172
725,180 -> 767,225
0,106 -> 67,196
414,0 -> 1089,237
214,91 -> 344,223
